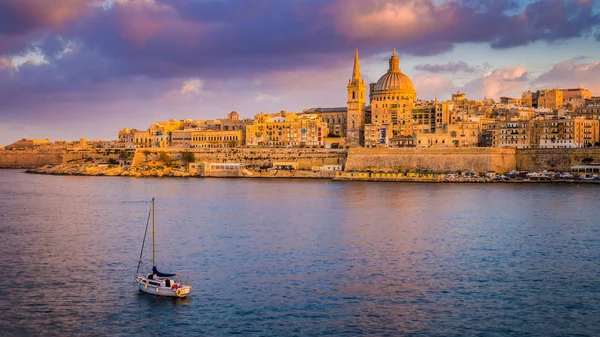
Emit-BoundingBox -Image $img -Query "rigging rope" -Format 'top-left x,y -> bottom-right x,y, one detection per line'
135,203 -> 152,278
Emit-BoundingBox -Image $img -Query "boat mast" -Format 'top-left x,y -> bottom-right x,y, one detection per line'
152,197 -> 156,267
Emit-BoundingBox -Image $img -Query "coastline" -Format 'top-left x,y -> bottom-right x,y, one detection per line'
23,164 -> 600,184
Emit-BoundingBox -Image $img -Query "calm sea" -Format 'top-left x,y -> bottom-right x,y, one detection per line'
1,170 -> 599,336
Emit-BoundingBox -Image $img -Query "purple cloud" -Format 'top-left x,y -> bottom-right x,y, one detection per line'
0,0 -> 598,124
534,59 -> 600,93
414,61 -> 479,73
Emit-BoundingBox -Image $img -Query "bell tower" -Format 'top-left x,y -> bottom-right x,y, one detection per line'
346,48 -> 366,147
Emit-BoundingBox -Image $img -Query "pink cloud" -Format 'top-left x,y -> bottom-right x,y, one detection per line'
463,66 -> 529,100
111,0 -> 204,46
1,0 -> 90,32
535,60 -> 600,94
0,56 -> 14,70
412,74 -> 456,99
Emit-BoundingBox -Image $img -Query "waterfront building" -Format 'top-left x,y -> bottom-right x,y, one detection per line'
134,130 -> 152,148
149,120 -> 184,147
532,119 -> 575,148
573,118 -> 600,147
5,138 -> 52,150
117,128 -> 137,149
304,107 -> 347,137
368,48 -> 417,133
361,49 -> 418,147
416,121 -> 480,148
245,112 -> 328,147
190,129 -> 245,148
490,121 -> 532,148
171,130 -> 193,148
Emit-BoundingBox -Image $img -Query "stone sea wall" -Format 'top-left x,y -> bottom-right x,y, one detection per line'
131,148 -> 347,169
344,148 -> 517,173
0,150 -> 64,168
6,147 -> 600,174
63,149 -> 135,164
515,148 -> 600,172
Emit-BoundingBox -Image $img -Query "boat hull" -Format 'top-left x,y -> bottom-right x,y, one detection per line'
136,278 -> 192,298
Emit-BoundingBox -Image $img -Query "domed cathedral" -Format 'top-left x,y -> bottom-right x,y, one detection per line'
346,48 -> 418,147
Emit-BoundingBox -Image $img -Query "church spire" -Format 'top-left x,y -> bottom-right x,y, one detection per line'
352,48 -> 361,81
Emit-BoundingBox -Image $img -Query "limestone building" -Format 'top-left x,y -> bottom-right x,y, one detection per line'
561,88 -> 592,109
346,49 -> 367,146
537,89 -> 563,110
190,129 -> 245,148
345,48 -> 418,147
489,121 -> 532,148
246,112 -> 328,147
573,118 -> 599,147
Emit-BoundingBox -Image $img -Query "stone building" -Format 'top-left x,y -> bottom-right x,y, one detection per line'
340,48 -> 418,147
416,121 -> 480,148
367,49 -> 417,142
573,118 -> 599,147
537,89 -> 563,110
246,112 -> 328,147
574,101 -> 600,119
191,129 -> 245,148
500,97 -> 522,105
117,128 -> 137,149
532,119 -> 575,148
561,88 -> 592,109
304,107 -> 347,137
521,91 -> 534,108
5,138 -> 51,150
171,130 -> 193,148
346,49 -> 367,146
489,121 -> 532,148
134,130 -> 152,148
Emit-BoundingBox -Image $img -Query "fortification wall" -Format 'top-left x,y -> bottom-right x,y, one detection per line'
63,149 -> 135,164
515,148 -> 600,171
0,150 -> 65,168
344,148 -> 517,173
132,148 -> 347,169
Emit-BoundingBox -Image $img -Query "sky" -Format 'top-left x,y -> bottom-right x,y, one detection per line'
1,0 -> 600,145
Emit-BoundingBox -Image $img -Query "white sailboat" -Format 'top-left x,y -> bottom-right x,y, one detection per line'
135,198 -> 193,298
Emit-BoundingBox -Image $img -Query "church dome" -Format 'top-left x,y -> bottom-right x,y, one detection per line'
372,49 -> 416,99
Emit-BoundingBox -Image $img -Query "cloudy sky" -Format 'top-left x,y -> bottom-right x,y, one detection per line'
1,0 -> 600,145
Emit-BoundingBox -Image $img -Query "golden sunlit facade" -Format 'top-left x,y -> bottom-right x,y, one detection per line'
246,112 -> 328,147
346,48 -> 418,147
191,130 -> 245,148
574,118 -> 599,147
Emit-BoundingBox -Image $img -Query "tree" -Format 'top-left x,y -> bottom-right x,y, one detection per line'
118,150 -> 130,161
182,151 -> 195,165
159,152 -> 172,166
142,150 -> 151,163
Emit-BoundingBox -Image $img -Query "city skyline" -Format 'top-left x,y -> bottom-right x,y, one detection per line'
1,0 -> 600,145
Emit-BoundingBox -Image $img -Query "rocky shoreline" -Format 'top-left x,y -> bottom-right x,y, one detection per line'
23,163 -> 600,184
24,164 -> 334,179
